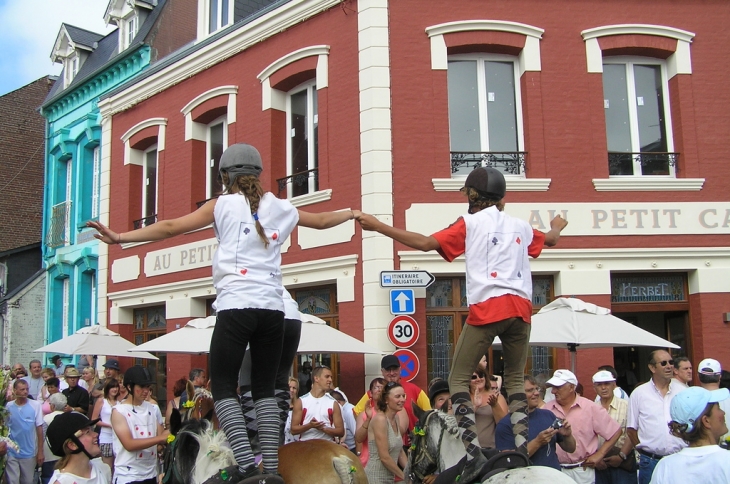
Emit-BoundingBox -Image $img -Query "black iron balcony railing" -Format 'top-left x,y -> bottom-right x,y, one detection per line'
451,152 -> 526,175
196,197 -> 218,209
133,214 -> 157,230
608,152 -> 679,176
276,168 -> 319,197
47,201 -> 72,248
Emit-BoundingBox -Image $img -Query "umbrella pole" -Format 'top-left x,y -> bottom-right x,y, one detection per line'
568,344 -> 578,373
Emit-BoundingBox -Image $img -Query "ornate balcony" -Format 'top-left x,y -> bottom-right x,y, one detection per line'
608,152 -> 679,176
276,168 -> 319,197
47,201 -> 72,248
133,214 -> 157,230
450,152 -> 526,175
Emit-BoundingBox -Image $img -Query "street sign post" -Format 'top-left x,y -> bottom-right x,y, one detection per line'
380,271 -> 435,288
387,315 -> 419,348
394,349 -> 420,382
389,289 -> 415,315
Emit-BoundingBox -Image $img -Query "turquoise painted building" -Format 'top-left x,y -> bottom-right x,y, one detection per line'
39,0 -> 196,364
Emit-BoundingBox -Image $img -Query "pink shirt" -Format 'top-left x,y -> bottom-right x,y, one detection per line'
544,395 -> 620,464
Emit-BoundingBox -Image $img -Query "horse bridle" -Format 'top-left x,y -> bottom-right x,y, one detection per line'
408,410 -> 448,483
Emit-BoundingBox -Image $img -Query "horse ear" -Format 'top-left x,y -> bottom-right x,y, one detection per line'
186,380 -> 195,398
412,401 -> 426,420
169,407 -> 183,435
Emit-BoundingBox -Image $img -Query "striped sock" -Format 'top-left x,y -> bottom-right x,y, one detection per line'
451,391 -> 481,459
274,389 -> 291,446
240,390 -> 261,454
214,397 -> 255,472
508,392 -> 529,455
255,397 -> 280,474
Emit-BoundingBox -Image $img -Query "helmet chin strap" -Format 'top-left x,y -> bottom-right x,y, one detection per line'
69,434 -> 95,460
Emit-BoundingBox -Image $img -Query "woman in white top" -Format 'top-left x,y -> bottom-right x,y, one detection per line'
91,379 -> 119,472
45,412 -> 111,484
88,143 -> 358,483
650,386 -> 730,484
111,366 -> 166,484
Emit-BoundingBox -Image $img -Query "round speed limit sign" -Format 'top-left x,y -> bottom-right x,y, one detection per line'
387,315 -> 420,348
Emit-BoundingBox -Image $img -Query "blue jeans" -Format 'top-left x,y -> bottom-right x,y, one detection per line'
596,466 -> 638,484
638,454 -> 660,484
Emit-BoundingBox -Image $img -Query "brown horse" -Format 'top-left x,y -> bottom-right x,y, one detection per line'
278,440 -> 368,484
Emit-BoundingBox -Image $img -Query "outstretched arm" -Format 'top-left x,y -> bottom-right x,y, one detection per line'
356,213 -> 441,252
297,209 -> 360,229
544,215 -> 568,247
87,200 -> 216,244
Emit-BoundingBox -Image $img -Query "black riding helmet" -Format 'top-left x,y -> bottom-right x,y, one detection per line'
46,412 -> 100,460
124,365 -> 155,391
464,167 -> 506,199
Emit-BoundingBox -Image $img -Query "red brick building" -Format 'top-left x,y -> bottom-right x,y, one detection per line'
97,0 -> 730,405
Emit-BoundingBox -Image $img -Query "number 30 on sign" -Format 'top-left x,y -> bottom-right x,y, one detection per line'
387,315 -> 420,348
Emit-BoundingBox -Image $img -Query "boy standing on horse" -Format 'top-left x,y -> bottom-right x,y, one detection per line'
357,166 -> 567,482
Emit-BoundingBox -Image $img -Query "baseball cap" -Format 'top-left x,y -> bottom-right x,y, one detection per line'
546,369 -> 578,387
698,358 -> 722,376
429,380 -> 450,404
46,412 -> 100,457
592,370 -> 616,383
102,359 -> 120,371
670,386 -> 730,431
381,355 -> 401,369
219,143 -> 263,182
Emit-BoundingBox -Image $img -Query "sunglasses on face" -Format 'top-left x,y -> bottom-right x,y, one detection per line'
654,359 -> 675,367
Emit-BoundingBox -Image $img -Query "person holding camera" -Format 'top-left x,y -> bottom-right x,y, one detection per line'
543,369 -> 621,484
496,375 -> 576,470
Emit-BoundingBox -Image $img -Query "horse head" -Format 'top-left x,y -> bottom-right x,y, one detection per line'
405,407 -> 465,484
163,385 -> 229,484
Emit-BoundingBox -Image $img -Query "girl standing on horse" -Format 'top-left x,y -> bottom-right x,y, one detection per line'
88,143 -> 359,483
364,382 -> 408,483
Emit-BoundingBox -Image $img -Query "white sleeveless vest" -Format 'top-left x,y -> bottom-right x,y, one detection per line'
463,206 -> 535,305
213,192 -> 298,312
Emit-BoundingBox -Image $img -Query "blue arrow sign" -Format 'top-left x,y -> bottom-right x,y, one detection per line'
390,289 -> 415,315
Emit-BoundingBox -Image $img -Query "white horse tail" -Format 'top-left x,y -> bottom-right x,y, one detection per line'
191,428 -> 237,484
332,454 -> 360,484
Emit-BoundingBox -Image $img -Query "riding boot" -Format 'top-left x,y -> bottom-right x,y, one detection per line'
451,391 -> 487,483
508,392 -> 529,456
239,390 -> 261,455
274,388 -> 291,446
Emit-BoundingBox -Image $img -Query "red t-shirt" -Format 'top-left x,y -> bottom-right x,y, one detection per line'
432,217 -> 545,326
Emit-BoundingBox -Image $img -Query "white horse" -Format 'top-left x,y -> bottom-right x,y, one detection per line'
406,406 -> 574,484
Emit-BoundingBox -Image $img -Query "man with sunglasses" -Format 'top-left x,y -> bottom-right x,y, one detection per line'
627,350 -> 687,484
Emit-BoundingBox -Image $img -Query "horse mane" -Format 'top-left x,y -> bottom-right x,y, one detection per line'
189,423 -> 236,484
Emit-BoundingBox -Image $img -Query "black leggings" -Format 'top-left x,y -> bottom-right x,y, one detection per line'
210,308 -> 284,401
240,318 -> 302,391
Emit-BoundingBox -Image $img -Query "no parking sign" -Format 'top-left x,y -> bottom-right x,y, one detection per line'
387,315 -> 419,348
394,349 -> 420,382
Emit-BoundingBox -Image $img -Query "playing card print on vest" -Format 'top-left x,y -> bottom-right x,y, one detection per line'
486,231 -> 525,281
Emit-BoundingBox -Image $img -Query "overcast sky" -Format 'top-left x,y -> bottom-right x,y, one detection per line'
0,0 -> 115,96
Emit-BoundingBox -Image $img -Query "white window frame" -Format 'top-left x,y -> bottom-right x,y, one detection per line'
91,147 -> 100,218
285,80 -> 318,198
206,116 -> 228,199
62,278 -> 70,336
126,14 -> 138,48
208,0 -> 233,34
142,144 -> 159,220
64,55 -> 79,87
90,273 -> 97,326
447,53 -> 525,174
603,56 -> 675,178
65,158 -> 73,245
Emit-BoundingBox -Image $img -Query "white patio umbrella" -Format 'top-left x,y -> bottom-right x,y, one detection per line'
35,325 -> 158,360
132,313 -> 383,355
493,297 -> 679,372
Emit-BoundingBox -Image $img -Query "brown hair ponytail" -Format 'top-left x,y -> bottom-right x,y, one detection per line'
223,173 -> 269,248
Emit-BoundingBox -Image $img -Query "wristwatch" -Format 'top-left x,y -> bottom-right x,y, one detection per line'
618,451 -> 628,461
